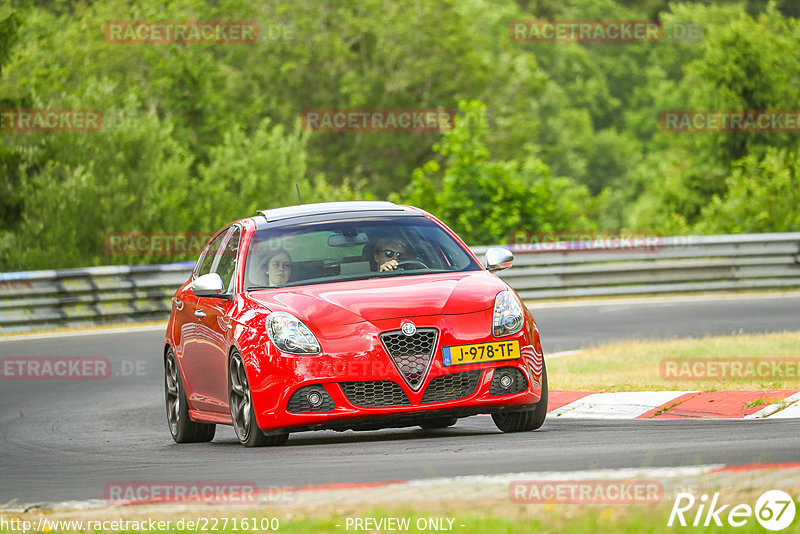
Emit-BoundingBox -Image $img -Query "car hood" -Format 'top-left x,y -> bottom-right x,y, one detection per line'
247,272 -> 506,325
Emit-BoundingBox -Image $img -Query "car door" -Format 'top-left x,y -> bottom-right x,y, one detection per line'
180,227 -> 234,413
191,226 -> 241,413
173,231 -> 223,364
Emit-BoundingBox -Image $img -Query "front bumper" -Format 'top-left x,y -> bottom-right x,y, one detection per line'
244,312 -> 544,432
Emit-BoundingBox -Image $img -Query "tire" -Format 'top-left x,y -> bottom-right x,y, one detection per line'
492,362 -> 548,433
228,351 -> 289,447
419,417 -> 458,430
165,348 -> 216,443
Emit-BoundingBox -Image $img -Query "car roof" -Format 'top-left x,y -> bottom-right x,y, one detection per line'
252,201 -> 425,229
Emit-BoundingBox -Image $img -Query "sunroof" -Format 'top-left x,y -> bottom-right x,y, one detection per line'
256,201 -> 407,222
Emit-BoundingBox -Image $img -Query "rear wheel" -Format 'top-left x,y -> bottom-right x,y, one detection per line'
229,351 -> 289,447
165,348 -> 216,443
492,362 -> 548,432
419,417 -> 457,430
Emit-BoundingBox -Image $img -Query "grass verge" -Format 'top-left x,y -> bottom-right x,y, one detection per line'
547,331 -> 800,392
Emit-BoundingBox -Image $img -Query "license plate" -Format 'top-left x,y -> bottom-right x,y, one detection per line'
442,340 -> 520,366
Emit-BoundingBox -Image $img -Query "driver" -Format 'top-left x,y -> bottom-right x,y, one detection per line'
372,237 -> 409,272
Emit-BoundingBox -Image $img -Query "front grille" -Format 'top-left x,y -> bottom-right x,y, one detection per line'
421,370 -> 482,404
489,367 -> 528,396
287,385 -> 335,413
380,328 -> 438,390
340,381 -> 411,407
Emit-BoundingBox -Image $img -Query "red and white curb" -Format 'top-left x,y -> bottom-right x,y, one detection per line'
548,390 -> 800,419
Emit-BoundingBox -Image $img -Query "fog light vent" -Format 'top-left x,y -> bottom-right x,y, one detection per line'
287,385 -> 335,413
308,391 -> 322,407
489,367 -> 527,396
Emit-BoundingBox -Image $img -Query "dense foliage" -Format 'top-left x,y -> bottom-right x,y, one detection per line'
1,0 -> 798,269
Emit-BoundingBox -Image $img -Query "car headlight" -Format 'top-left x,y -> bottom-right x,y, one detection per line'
266,312 -> 321,354
493,290 -> 524,337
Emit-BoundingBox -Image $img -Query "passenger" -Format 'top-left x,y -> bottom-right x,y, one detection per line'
265,248 -> 292,286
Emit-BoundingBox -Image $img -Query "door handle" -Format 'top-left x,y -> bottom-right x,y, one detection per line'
194,310 -> 207,319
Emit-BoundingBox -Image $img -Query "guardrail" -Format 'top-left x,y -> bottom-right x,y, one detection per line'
474,232 -> 800,300
1,233 -> 799,332
0,263 -> 194,333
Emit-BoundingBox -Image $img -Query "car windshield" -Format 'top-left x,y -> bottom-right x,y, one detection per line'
244,217 -> 480,290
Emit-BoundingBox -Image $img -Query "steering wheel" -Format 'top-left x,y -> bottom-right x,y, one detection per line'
397,260 -> 428,270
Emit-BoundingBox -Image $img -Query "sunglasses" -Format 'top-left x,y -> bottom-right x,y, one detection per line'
381,249 -> 405,259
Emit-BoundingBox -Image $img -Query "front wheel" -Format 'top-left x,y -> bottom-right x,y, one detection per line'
492,362 -> 548,432
165,348 -> 216,443
228,351 -> 288,447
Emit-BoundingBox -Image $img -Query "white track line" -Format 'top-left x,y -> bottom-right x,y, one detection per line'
549,391 -> 696,419
546,350 -> 582,359
760,394 -> 800,419
404,465 -> 725,487
0,324 -> 165,343
745,392 -> 800,419
526,291 -> 800,309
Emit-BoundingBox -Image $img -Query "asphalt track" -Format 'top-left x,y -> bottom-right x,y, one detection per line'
1,293 -> 799,507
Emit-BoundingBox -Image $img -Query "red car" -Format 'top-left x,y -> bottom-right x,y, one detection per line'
164,201 -> 546,447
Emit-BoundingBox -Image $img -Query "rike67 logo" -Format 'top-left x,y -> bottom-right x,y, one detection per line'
669,490 -> 796,531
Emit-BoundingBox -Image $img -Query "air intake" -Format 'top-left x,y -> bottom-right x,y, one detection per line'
339,381 -> 411,407
379,328 -> 438,391
421,370 -> 482,404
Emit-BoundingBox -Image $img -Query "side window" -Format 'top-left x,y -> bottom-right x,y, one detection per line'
196,229 -> 230,278
215,227 -> 241,292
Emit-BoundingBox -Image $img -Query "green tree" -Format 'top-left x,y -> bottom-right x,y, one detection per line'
0,9 -> 23,256
624,3 -> 800,231
697,146 -> 800,233
195,118 -> 365,230
396,101 -> 591,245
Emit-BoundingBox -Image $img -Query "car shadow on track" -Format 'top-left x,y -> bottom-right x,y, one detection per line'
204,429 -> 485,448
204,418 -> 556,448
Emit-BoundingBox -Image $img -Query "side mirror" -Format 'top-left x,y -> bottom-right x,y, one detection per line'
485,247 -> 514,273
192,273 -> 226,298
